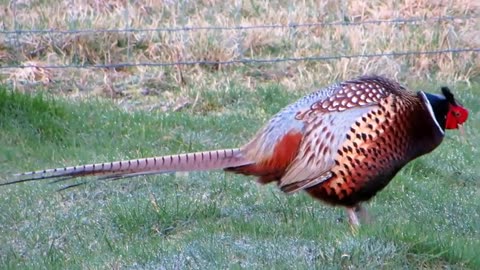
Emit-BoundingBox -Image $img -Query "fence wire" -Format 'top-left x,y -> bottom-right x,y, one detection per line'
1,15 -> 478,35
1,48 -> 478,70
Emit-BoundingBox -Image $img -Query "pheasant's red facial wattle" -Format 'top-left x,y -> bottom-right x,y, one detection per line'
445,104 -> 469,129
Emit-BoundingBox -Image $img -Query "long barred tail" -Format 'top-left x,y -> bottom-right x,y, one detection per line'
1,148 -> 252,187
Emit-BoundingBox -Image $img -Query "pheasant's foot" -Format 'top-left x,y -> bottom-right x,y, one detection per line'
346,207 -> 360,233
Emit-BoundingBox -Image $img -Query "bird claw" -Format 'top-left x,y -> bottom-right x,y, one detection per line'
346,207 -> 360,233
349,223 -> 360,235
346,205 -> 370,233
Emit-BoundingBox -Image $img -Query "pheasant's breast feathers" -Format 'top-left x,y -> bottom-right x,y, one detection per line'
304,92 -> 435,205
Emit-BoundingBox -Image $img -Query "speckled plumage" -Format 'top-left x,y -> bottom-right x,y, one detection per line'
232,76 -> 446,207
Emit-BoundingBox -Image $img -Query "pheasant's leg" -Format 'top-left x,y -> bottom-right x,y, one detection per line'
346,207 -> 360,227
355,204 -> 370,224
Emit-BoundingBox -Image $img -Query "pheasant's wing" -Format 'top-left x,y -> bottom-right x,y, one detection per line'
278,76 -> 397,193
279,107 -> 374,193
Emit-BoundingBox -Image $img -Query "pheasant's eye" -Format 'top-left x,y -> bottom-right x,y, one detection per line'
453,111 -> 461,118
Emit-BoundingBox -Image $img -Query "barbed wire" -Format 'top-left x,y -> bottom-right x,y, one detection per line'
1,48 -> 478,70
1,15 -> 478,35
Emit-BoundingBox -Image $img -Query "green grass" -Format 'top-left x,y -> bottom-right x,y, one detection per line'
0,82 -> 479,269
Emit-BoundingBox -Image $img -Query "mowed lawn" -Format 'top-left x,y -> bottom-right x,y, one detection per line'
0,82 -> 479,269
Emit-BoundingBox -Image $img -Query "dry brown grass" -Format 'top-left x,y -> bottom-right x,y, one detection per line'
0,0 -> 479,108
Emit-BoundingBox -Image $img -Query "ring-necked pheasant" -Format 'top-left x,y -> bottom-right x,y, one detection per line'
2,75 -> 469,226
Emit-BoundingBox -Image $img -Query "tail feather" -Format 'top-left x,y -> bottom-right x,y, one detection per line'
2,148 -> 252,186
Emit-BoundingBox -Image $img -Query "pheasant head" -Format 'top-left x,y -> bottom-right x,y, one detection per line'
424,87 -> 469,131
441,87 -> 469,130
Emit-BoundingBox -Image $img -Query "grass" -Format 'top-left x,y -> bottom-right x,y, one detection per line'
0,80 -> 479,269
